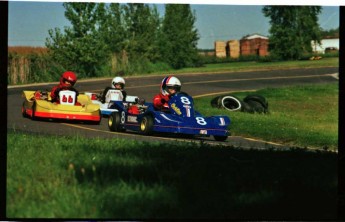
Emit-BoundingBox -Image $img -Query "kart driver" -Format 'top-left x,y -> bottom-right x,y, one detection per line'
100,76 -> 127,103
153,76 -> 181,110
50,71 -> 79,103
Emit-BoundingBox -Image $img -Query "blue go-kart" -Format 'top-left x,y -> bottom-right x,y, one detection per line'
108,92 -> 231,141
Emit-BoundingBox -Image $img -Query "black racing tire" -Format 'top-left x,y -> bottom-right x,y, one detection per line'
246,100 -> 265,113
108,112 -> 121,131
243,94 -> 268,113
214,135 -> 228,141
139,115 -> 154,135
220,95 -> 242,111
31,102 -> 37,120
241,101 -> 254,113
210,96 -> 222,108
22,102 -> 29,118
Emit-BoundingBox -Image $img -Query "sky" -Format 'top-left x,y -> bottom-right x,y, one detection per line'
8,1 -> 340,49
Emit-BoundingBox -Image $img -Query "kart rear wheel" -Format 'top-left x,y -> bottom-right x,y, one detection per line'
140,115 -> 153,135
214,135 -> 228,141
108,112 -> 121,131
22,102 -> 29,118
31,102 -> 37,120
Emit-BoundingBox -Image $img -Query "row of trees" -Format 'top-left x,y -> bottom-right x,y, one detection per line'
45,3 -> 200,78
45,4 -> 326,79
320,27 -> 339,38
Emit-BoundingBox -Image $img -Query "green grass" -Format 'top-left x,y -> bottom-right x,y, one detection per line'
7,131 -> 337,219
194,83 -> 338,151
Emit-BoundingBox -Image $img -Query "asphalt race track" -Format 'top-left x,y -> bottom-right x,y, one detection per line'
7,67 -> 338,149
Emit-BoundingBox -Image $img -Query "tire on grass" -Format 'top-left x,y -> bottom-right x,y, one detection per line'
211,95 -> 243,111
210,96 -> 222,108
221,95 -> 243,111
246,100 -> 266,114
243,94 -> 268,113
241,101 -> 254,113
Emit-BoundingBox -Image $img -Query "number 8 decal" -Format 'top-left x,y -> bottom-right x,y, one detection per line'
196,117 -> 207,125
180,96 -> 191,104
121,111 -> 125,123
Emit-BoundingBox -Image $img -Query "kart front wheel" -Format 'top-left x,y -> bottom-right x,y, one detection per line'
214,135 -> 228,141
108,112 -> 121,131
140,115 -> 153,135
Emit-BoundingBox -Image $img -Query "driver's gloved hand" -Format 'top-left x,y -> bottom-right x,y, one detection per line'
55,88 -> 61,96
138,98 -> 145,105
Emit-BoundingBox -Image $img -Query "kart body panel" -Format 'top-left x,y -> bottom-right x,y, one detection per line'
22,90 -> 101,122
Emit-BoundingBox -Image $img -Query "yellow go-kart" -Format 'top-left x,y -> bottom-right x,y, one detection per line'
22,90 -> 101,124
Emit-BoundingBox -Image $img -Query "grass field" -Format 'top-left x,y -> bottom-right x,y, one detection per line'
7,131 -> 337,219
7,82 -> 339,219
194,83 -> 338,151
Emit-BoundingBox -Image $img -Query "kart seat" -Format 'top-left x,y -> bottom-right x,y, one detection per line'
58,90 -> 81,106
105,89 -> 123,103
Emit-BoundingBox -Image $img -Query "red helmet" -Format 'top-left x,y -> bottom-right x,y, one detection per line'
60,71 -> 77,87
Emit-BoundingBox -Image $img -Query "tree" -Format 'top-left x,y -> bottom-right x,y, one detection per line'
122,3 -> 160,62
262,6 -> 322,60
99,3 -> 125,54
158,4 -> 199,69
46,2 -> 110,77
320,27 -> 339,38
97,3 -> 128,74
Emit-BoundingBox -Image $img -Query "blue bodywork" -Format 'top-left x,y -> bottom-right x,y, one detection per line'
108,92 -> 231,138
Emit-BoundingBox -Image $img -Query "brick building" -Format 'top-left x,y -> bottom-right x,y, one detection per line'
240,34 -> 269,56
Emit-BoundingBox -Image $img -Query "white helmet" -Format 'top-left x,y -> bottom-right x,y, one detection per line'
111,76 -> 125,89
161,76 -> 181,96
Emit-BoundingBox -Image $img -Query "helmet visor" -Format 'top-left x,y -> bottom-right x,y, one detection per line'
63,78 -> 75,86
167,85 -> 181,92
113,82 -> 124,88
